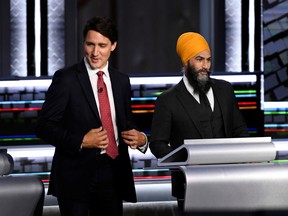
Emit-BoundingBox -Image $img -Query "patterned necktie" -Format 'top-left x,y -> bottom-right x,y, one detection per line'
199,92 -> 212,114
97,71 -> 118,159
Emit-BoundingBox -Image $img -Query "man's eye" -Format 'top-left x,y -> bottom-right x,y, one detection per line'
86,42 -> 93,46
99,44 -> 107,48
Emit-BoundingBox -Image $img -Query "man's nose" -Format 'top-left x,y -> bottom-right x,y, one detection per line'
202,60 -> 210,70
92,46 -> 99,55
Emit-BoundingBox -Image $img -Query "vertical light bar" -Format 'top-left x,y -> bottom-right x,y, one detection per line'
47,0 -> 65,76
225,0 -> 242,72
249,0 -> 255,72
35,0 -> 41,77
10,0 -> 27,76
260,0 -> 264,72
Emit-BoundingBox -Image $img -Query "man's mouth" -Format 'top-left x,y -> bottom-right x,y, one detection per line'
91,57 -> 99,63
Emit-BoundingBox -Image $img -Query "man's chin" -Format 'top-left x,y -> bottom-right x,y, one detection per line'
198,74 -> 209,82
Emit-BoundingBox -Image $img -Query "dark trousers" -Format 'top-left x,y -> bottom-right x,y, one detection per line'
57,154 -> 123,216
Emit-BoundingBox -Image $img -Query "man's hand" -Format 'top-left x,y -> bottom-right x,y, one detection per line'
81,127 -> 109,149
121,129 -> 146,149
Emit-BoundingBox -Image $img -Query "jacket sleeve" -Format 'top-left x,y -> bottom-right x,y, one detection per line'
149,94 -> 174,158
35,69 -> 83,156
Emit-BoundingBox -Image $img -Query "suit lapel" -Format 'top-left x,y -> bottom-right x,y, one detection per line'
175,80 -> 204,137
76,60 -> 101,121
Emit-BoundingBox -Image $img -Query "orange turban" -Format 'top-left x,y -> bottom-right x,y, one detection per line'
176,32 -> 210,64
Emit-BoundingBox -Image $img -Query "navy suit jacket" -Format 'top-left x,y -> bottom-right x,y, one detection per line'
36,60 -> 137,202
150,78 -> 249,159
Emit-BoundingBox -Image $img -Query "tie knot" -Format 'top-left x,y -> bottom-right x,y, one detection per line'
97,71 -> 104,77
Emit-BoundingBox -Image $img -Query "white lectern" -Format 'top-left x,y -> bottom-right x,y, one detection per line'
158,137 -> 288,214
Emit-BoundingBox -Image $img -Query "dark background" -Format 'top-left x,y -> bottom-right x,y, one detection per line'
76,0 -> 223,74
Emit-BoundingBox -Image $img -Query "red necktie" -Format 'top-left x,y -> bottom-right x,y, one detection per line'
97,71 -> 118,159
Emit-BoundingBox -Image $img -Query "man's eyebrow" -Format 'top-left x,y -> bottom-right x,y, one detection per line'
195,55 -> 211,60
85,40 -> 95,44
195,55 -> 205,59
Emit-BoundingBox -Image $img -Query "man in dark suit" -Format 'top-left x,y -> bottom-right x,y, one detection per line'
36,16 -> 147,216
149,32 -> 248,213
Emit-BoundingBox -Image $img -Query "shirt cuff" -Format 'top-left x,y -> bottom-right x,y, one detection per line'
137,132 -> 148,153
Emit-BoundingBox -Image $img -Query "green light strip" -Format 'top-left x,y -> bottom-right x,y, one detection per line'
234,90 -> 256,94
272,160 -> 288,163
0,138 -> 39,141
264,111 -> 288,115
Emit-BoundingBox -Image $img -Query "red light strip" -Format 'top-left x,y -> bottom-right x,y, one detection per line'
0,107 -> 41,112
238,101 -> 257,110
131,104 -> 155,109
42,179 -> 50,184
238,102 -> 257,106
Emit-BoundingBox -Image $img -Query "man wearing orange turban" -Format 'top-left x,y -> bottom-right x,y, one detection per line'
150,32 -> 248,214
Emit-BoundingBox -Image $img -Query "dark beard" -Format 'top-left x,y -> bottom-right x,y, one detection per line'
186,63 -> 211,94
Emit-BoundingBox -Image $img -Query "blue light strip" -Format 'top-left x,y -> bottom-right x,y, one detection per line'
264,124 -> 288,128
235,94 -> 257,98
0,134 -> 37,139
131,97 -> 157,101
0,100 -> 44,105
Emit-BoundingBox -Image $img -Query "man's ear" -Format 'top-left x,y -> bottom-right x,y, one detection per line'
111,42 -> 117,51
182,63 -> 189,76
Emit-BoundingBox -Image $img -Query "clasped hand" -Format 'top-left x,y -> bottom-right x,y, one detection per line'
121,129 -> 146,149
81,127 -> 109,149
81,127 -> 145,150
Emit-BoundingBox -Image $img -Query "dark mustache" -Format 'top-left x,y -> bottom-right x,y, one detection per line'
198,68 -> 210,73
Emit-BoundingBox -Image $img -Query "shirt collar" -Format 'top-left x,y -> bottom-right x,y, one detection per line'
183,73 -> 195,96
84,57 -> 110,78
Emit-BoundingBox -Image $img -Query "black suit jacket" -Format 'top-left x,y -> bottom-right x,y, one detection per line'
36,60 -> 137,202
149,78 -> 249,159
